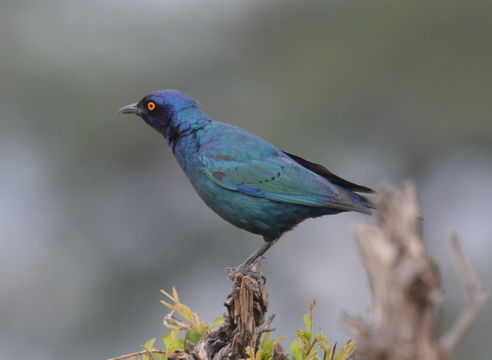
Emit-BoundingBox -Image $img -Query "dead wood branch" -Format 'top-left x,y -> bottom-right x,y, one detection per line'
342,183 -> 488,360
168,261 -> 286,360
439,235 -> 490,358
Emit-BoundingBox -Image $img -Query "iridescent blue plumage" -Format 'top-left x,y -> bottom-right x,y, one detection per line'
119,89 -> 373,269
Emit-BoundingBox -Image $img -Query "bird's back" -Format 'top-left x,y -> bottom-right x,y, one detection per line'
175,121 -> 371,214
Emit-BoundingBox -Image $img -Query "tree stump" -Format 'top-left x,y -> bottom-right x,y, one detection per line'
169,262 -> 286,360
341,184 -> 489,360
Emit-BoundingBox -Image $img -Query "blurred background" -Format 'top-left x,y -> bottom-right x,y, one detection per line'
1,0 -> 491,359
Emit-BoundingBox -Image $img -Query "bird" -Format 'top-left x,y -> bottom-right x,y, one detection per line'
119,90 -> 373,272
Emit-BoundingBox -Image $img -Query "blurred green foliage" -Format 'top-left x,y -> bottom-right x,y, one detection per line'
114,290 -> 354,360
287,300 -> 354,360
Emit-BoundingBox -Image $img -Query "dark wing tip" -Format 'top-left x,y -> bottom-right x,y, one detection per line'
283,151 -> 374,193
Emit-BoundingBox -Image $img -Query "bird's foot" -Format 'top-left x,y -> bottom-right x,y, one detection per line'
226,263 -> 266,284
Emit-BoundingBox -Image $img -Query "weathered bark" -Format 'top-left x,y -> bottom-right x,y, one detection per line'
341,184 -> 489,360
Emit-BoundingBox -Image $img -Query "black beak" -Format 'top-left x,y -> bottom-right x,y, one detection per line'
118,103 -> 142,115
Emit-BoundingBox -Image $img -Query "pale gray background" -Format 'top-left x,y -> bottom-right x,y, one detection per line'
1,1 -> 491,359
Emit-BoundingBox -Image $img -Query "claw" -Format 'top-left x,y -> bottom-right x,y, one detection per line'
225,265 -> 266,284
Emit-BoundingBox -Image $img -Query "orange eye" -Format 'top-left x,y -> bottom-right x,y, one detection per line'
147,101 -> 156,111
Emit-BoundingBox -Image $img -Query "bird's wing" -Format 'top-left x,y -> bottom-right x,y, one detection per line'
200,154 -> 371,213
282,151 -> 374,193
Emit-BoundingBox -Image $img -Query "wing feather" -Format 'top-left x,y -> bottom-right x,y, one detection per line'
283,151 -> 374,193
201,154 -> 371,213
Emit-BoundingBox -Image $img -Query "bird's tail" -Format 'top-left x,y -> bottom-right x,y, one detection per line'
343,190 -> 374,215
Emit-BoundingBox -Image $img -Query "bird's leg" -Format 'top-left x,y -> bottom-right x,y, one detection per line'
234,239 -> 279,275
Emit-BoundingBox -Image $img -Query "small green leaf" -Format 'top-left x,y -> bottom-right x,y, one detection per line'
290,341 -> 305,360
177,303 -> 195,323
260,332 -> 270,349
162,329 -> 183,353
303,313 -> 312,332
244,346 -> 257,360
172,287 -> 180,302
297,330 -> 311,344
209,316 -> 224,329
185,329 -> 202,344
155,353 -> 167,360
142,338 -> 156,350
334,340 -> 355,360
319,343 -> 331,360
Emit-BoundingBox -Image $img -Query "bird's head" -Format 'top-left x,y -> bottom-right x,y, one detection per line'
119,90 -> 205,139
